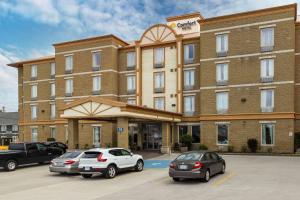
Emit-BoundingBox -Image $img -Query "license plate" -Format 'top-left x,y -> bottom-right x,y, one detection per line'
54,162 -> 63,167
179,165 -> 188,170
84,167 -> 91,171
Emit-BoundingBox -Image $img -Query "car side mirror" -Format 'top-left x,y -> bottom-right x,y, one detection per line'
130,153 -> 133,156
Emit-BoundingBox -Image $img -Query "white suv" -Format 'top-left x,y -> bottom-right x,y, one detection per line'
78,148 -> 144,179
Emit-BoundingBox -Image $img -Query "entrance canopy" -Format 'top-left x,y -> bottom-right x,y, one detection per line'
60,97 -> 182,122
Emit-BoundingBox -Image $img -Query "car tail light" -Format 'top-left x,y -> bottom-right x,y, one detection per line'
97,153 -> 107,162
169,162 -> 176,169
193,161 -> 204,169
64,160 -> 75,165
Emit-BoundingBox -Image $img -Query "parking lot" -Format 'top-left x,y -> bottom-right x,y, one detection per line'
1,154 -> 300,200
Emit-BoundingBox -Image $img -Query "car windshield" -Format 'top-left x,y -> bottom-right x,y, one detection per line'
82,151 -> 101,158
60,152 -> 81,159
176,152 -> 202,161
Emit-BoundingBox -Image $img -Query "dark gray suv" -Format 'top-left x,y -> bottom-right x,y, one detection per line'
169,151 -> 225,182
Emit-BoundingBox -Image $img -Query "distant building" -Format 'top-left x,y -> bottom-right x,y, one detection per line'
0,111 -> 19,146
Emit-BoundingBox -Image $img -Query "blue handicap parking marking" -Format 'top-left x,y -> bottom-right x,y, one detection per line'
144,160 -> 171,169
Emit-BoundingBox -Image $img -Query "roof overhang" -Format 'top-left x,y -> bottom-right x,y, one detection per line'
60,97 -> 182,122
7,55 -> 55,68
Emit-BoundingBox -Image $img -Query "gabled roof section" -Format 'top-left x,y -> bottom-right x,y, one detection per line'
199,3 -> 297,25
7,55 -> 55,68
53,34 -> 129,47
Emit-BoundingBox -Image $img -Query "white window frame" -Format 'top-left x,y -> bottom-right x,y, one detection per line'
65,79 -> 73,94
261,89 -> 274,112
261,123 -> 275,146
154,48 -> 164,66
31,65 -> 37,78
92,51 -> 101,68
50,83 -> 55,97
12,125 -> 18,132
1,125 -> 6,132
50,62 -> 55,76
216,92 -> 228,113
154,72 -> 165,89
31,105 -> 37,120
92,76 -> 101,92
31,128 -> 38,142
50,127 -> 56,139
216,124 -> 229,145
154,97 -> 165,110
260,27 -> 274,48
184,95 -> 195,113
50,104 -> 56,119
127,75 -> 136,91
216,34 -> 228,53
65,55 -> 73,71
260,59 -> 274,78
31,84 -> 37,98
216,63 -> 228,82
127,52 -> 136,68
184,69 -> 195,87
93,126 -> 101,147
184,44 -> 195,64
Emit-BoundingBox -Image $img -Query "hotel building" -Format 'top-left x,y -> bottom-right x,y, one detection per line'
8,4 -> 300,153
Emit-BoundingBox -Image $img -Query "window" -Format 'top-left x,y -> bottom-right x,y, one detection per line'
127,98 -> 136,105
261,123 -> 275,145
50,62 -> 55,76
50,104 -> 56,118
93,126 -> 101,147
184,44 -> 195,64
184,96 -> 195,115
31,85 -> 37,99
65,55 -> 73,72
92,52 -> 101,69
154,72 -> 164,92
261,27 -> 274,51
31,105 -> 37,119
127,75 -> 136,92
216,63 -> 228,85
154,48 -> 164,68
216,34 -> 228,55
261,89 -> 274,112
179,125 -> 188,143
217,124 -> 228,145
127,52 -> 136,68
184,69 -> 195,89
216,92 -> 228,114
31,128 -> 38,142
260,59 -> 274,82
31,65 -> 37,78
65,79 -> 73,96
1,125 -> 6,132
12,136 -> 18,142
92,76 -> 101,93
50,83 -> 55,97
192,125 -> 200,143
12,125 -> 18,132
154,97 -> 164,110
50,127 -> 56,139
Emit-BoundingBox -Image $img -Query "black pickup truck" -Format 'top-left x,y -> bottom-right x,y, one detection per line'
0,142 -> 63,171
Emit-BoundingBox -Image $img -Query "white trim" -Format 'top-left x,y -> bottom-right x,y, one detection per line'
259,86 -> 276,90
200,80 -> 293,90
24,79 -> 53,84
259,121 -> 276,124
125,73 -> 136,76
56,94 -> 118,100
215,60 -> 230,64
215,121 -> 231,125
215,89 -> 230,93
64,99 -> 74,102
183,93 -> 196,96
49,125 -> 56,128
56,69 -> 118,78
91,73 -> 102,77
119,70 -> 136,74
214,31 -> 230,35
29,103 -> 38,106
200,49 -> 294,62
183,67 -> 196,71
29,83 -> 38,86
26,100 -> 50,104
259,24 -> 276,29
64,54 -> 74,57
200,17 -> 294,34
183,89 -> 201,93
295,53 -> 300,56
119,94 -> 136,97
259,55 -> 276,59
30,126 -> 38,128
91,49 -> 102,53
91,124 -> 102,127
63,76 -> 74,80
183,63 -> 200,67
56,45 -> 118,55
177,122 -> 201,126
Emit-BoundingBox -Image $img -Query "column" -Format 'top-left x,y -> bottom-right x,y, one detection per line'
176,37 -> 183,113
68,119 -> 79,149
117,117 -> 129,149
161,122 -> 171,154
135,42 -> 142,106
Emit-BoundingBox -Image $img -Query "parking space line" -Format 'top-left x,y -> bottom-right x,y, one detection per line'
211,172 -> 236,187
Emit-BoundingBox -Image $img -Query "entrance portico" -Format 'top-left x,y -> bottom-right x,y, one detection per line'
60,97 -> 181,153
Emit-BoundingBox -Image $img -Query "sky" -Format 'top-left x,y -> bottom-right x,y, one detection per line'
0,0 -> 299,112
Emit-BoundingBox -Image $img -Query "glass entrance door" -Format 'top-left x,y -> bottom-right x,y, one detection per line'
143,123 -> 162,150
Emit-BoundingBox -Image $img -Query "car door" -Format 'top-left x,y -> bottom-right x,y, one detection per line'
111,149 -> 127,169
36,143 -> 52,162
212,153 -> 223,173
120,149 -> 135,168
208,153 -> 220,175
26,143 -> 41,164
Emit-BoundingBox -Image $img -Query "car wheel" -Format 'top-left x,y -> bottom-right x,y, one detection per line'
135,160 -> 144,172
5,160 -> 17,171
173,178 -> 180,182
81,174 -> 92,178
105,165 -> 117,179
220,164 -> 226,174
203,170 -> 210,182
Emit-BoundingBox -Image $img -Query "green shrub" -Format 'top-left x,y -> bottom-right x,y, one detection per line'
228,145 -> 234,152
180,135 -> 193,149
247,138 -> 258,153
47,138 -> 56,142
241,145 -> 248,153
199,144 -> 208,150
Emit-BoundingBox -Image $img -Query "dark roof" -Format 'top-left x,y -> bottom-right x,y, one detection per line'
0,112 -> 18,125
